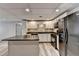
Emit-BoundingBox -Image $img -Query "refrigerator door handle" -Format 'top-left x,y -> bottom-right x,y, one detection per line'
66,28 -> 68,44
65,28 -> 68,56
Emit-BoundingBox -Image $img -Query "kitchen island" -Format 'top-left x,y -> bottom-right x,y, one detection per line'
2,35 -> 39,56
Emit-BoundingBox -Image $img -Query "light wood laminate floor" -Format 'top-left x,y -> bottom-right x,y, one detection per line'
39,43 -> 59,56
0,41 -> 8,56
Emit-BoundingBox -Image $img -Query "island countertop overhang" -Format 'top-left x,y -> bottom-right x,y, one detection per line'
2,35 -> 39,41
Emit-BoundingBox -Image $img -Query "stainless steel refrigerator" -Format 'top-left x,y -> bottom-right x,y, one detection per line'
59,12 -> 79,56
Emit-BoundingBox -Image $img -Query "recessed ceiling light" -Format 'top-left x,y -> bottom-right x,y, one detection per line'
25,8 -> 30,12
56,9 -> 59,12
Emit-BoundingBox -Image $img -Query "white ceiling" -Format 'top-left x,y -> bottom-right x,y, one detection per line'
0,3 -> 79,21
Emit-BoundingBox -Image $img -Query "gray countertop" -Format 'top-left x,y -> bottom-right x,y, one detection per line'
2,35 -> 39,41
27,31 -> 57,34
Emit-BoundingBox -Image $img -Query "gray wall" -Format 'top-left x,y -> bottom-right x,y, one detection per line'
0,21 -> 27,41
0,21 -> 16,40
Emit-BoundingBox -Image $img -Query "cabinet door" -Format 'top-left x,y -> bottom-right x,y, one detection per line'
39,34 -> 51,42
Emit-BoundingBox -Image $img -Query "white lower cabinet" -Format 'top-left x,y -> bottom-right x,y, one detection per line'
38,34 -> 51,42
